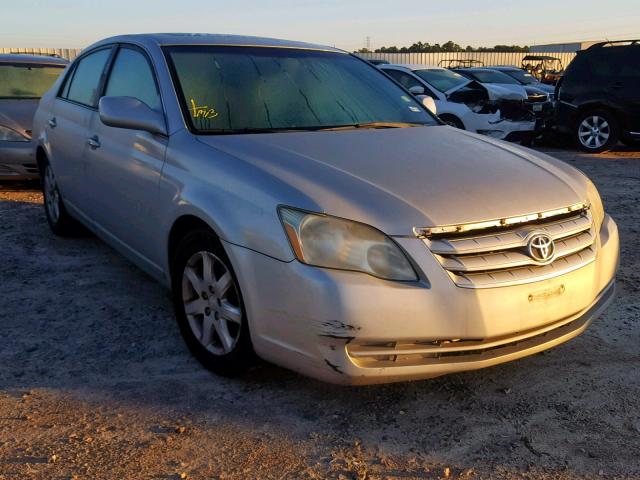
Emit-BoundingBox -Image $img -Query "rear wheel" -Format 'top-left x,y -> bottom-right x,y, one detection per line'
171,229 -> 254,376
575,109 -> 619,153
42,161 -> 84,236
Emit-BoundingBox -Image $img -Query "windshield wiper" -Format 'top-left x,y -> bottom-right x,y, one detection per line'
318,121 -> 427,131
196,122 -> 427,135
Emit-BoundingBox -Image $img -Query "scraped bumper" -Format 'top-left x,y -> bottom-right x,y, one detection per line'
225,214 -> 618,385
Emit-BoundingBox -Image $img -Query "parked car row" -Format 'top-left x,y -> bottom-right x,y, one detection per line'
372,40 -> 640,153
19,33 -> 619,385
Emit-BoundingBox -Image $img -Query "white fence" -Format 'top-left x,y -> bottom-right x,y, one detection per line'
2,48 -> 577,68
358,51 -> 576,68
1,47 -> 83,60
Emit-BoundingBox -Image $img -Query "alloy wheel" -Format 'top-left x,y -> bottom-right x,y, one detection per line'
181,251 -> 243,355
578,115 -> 610,150
44,165 -> 60,223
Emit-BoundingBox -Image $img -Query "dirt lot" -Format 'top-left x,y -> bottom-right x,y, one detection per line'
1,146 -> 639,479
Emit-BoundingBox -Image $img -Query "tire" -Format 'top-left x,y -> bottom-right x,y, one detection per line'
575,109 -> 619,153
171,229 -> 254,376
42,160 -> 84,236
439,114 -> 465,130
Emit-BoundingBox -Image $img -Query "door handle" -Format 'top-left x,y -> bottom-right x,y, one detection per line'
48,118 -> 57,128
87,136 -> 101,149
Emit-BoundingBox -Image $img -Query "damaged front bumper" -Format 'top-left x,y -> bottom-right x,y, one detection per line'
223,215 -> 618,386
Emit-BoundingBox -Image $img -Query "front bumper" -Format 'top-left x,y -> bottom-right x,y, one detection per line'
0,140 -> 38,179
226,215 -> 619,385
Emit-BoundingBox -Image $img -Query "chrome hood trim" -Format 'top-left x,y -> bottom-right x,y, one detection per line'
414,202 -> 588,237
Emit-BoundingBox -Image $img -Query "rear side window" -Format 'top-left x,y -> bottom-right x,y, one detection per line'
0,64 -> 65,99
65,48 -> 111,107
104,47 -> 161,111
568,47 -> 640,83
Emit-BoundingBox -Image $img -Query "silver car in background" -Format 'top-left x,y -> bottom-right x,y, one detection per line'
0,54 -> 67,179
32,34 -> 619,385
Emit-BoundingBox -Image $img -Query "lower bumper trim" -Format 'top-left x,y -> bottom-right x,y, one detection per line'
347,280 -> 615,370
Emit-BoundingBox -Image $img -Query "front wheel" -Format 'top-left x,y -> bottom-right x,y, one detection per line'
171,229 -> 254,376
439,114 -> 465,130
575,110 -> 619,153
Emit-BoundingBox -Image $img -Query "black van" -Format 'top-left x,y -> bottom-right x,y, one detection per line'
556,40 -> 640,152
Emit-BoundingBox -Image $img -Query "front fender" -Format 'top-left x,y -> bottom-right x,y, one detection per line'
158,131 -> 312,277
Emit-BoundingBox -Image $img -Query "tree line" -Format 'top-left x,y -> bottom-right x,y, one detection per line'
356,41 -> 529,53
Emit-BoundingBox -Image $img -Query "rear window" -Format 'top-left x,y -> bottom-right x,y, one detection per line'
0,63 -> 65,99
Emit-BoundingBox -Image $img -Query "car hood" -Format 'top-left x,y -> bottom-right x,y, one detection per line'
196,126 -> 588,235
0,98 -> 39,137
444,80 -> 526,101
529,83 -> 555,95
481,83 -> 529,100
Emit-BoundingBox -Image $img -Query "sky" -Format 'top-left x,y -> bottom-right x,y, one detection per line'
1,0 -> 639,51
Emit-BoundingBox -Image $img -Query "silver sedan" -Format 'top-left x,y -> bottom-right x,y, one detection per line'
32,34 -> 618,384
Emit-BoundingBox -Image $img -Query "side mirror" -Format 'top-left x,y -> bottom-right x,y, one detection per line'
409,85 -> 425,96
417,95 -> 437,115
98,96 -> 167,136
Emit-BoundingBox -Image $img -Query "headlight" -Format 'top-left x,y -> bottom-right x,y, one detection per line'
586,180 -> 604,230
279,207 -> 418,281
0,125 -> 29,142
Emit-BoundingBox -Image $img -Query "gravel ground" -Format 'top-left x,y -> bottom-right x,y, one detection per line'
1,146 -> 639,479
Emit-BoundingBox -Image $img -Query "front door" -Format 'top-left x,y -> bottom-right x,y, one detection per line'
84,45 -> 168,273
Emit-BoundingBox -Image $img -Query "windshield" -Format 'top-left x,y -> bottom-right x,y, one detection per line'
164,46 -> 437,134
464,70 -> 521,85
502,69 -> 538,85
0,63 -> 65,98
413,69 -> 468,93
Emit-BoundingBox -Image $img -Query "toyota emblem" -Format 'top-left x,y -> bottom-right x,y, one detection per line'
527,233 -> 555,263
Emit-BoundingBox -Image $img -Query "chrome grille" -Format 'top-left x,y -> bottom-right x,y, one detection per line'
419,206 -> 595,288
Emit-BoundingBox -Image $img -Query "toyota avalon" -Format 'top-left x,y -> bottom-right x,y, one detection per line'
32,34 -> 619,384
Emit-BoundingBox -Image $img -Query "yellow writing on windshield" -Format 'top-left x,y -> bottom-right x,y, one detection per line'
190,98 -> 219,119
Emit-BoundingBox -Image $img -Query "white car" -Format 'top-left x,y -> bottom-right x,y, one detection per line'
380,64 -> 536,142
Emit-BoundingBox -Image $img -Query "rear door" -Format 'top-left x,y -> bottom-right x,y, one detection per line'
588,46 -> 640,132
84,45 -> 168,271
48,47 -> 113,206
616,46 -> 640,132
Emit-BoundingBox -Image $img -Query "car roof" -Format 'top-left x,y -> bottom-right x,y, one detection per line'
523,55 -> 560,60
453,67 -> 496,72
87,33 -> 344,54
489,66 -> 522,71
381,63 -> 444,71
0,54 -> 68,66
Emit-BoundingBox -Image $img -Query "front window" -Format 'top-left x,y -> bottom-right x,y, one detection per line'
164,46 -> 437,134
464,70 -> 521,85
0,63 -> 65,99
413,69 -> 468,93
